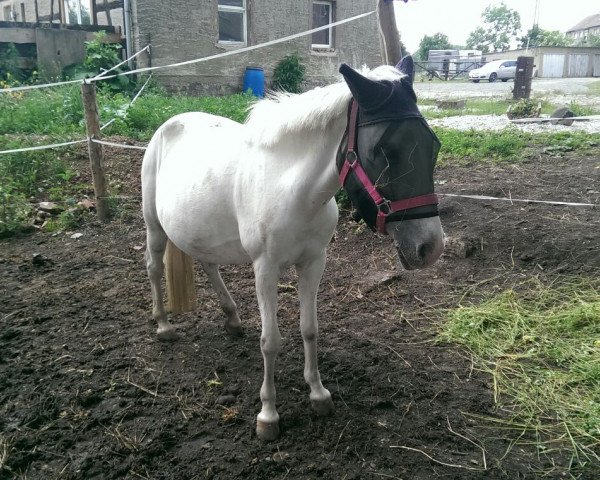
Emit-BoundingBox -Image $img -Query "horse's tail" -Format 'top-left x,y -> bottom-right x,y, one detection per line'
164,240 -> 197,315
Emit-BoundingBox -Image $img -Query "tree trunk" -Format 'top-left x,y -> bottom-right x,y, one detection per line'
376,0 -> 402,66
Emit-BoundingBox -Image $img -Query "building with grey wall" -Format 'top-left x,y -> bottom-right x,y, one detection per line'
130,0 -> 383,95
566,13 -> 600,45
487,46 -> 600,78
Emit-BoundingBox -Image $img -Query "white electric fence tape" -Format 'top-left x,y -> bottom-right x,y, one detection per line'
0,139 -> 87,154
87,11 -> 376,81
439,193 -> 597,208
1,11 -> 374,93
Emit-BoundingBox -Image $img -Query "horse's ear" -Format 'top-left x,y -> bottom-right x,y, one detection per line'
339,64 -> 393,111
396,55 -> 415,85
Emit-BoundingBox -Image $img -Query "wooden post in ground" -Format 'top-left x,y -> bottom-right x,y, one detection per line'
81,81 -> 109,222
514,56 -> 535,100
377,0 -> 402,66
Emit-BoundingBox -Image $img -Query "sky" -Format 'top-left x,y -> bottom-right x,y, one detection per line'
394,0 -> 600,53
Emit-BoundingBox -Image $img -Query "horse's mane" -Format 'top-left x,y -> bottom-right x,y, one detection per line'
245,65 -> 404,147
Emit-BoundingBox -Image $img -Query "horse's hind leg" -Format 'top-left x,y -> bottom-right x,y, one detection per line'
297,250 -> 334,416
201,262 -> 242,337
145,226 -> 178,341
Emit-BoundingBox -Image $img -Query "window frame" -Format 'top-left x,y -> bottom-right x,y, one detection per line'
218,0 -> 247,46
3,5 -> 14,21
311,1 -> 333,50
63,0 -> 92,25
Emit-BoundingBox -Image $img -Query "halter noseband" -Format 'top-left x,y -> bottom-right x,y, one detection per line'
338,100 -> 439,234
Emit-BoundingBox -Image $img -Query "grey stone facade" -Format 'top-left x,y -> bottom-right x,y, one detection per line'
130,0 -> 382,95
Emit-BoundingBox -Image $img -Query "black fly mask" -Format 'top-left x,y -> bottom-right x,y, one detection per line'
336,57 -> 441,234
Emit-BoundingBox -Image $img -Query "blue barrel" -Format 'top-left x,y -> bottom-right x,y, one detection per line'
243,67 -> 265,97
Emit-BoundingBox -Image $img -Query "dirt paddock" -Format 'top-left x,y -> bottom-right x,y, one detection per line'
1,143 -> 599,479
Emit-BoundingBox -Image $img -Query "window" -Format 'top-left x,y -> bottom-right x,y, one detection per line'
312,1 -> 333,49
218,0 -> 246,44
3,5 -> 14,21
63,0 -> 91,25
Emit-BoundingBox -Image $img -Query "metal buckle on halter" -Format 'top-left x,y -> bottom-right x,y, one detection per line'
376,199 -> 391,215
346,150 -> 358,167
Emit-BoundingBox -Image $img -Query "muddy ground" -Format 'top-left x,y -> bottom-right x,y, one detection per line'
1,142 -> 599,479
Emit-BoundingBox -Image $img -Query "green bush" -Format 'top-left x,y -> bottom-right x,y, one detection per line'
64,31 -> 132,92
0,43 -> 23,82
272,53 -> 306,93
506,99 -> 541,119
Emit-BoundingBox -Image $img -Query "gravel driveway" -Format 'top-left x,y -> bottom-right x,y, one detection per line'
414,77 -> 600,133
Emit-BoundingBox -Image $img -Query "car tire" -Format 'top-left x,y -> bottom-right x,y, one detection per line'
501,78 -> 508,82
472,79 -> 480,83
489,73 -> 497,82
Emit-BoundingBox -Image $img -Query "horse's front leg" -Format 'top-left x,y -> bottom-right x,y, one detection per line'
297,251 -> 334,416
253,258 -> 282,441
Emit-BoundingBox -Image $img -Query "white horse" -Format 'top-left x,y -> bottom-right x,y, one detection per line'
141,57 -> 444,440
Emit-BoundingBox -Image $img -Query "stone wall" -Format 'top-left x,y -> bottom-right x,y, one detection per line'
131,0 -> 382,95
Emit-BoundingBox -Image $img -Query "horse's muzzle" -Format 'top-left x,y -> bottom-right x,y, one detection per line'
387,217 -> 445,270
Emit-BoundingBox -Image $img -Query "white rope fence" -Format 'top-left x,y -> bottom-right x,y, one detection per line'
0,73 -> 153,155
0,9 -> 597,212
0,45 -> 151,94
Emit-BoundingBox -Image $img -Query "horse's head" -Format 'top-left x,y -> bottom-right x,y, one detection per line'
337,57 -> 444,270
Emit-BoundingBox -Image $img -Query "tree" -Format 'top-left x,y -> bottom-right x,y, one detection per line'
466,27 -> 491,54
415,33 -> 451,60
519,26 -> 572,48
466,2 -> 521,52
576,33 -> 600,47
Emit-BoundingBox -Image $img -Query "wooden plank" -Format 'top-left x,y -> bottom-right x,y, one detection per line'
0,27 -> 36,43
510,115 -> 600,124
17,57 -> 37,69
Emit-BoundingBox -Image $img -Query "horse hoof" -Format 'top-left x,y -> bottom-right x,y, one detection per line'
311,396 -> 335,416
256,420 -> 280,441
157,327 -> 179,342
225,323 -> 244,337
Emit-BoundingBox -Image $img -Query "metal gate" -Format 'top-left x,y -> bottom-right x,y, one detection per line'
594,55 -> 600,77
542,54 -> 564,77
568,54 -> 589,77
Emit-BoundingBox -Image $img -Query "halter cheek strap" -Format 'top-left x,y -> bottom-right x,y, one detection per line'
339,100 -> 439,234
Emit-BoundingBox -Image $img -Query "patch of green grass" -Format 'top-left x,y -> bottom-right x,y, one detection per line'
100,92 -> 255,140
434,127 -> 529,166
0,85 -> 84,136
0,85 -> 255,139
439,278 -> 600,471
587,80 -> 600,96
421,98 -> 557,119
434,128 -> 600,166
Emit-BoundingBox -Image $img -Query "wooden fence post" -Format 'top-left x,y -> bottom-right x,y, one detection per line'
377,0 -> 402,66
81,81 -> 109,222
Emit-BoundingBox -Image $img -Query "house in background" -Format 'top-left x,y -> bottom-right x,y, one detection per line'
566,13 -> 600,45
129,0 -> 382,94
0,0 -> 124,78
487,46 -> 600,78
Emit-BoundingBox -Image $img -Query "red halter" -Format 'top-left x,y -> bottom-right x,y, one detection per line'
338,100 -> 439,234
